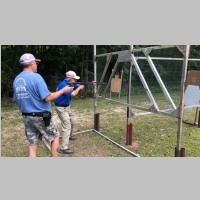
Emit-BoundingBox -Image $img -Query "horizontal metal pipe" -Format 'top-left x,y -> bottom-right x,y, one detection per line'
42,136 -> 51,150
95,45 -> 176,58
72,129 -> 94,135
134,112 -> 154,116
93,129 -> 140,157
49,128 -> 141,157
135,57 -> 200,61
184,105 -> 200,108
98,96 -> 151,112
97,99 -> 199,118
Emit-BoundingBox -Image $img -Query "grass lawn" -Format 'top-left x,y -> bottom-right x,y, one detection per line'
1,96 -> 200,157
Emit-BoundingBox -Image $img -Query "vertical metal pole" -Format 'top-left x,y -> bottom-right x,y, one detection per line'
119,70 -> 123,100
110,68 -> 113,99
126,45 -> 133,145
94,45 -> 97,114
175,45 -> 190,156
127,45 -> 133,124
94,45 -> 100,130
194,107 -> 199,125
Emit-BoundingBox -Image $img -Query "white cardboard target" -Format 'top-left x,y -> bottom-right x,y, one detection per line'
184,85 -> 200,112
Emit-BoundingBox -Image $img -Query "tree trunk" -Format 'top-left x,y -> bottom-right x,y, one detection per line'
85,45 -> 89,80
81,47 -> 84,80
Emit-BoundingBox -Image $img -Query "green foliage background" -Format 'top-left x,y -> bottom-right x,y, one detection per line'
1,45 -> 200,98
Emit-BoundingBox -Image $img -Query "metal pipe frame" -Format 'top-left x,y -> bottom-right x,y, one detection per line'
127,45 -> 133,125
95,45 -> 176,58
93,129 -> 140,157
42,136 -> 51,151
94,45 -> 97,114
131,54 -> 159,111
97,96 -> 179,118
144,54 -> 177,110
98,96 -> 153,112
176,45 -> 190,151
135,57 -> 200,61
43,45 -> 197,157
95,45 -> 199,117
42,129 -> 140,157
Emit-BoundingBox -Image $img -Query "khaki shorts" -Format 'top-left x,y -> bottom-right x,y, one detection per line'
22,115 -> 59,146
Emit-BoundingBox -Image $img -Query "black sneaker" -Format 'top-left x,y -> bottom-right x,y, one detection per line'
58,149 -> 74,154
69,136 -> 76,140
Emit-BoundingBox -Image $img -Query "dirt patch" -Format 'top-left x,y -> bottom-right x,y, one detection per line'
52,109 -> 94,126
1,124 -> 25,138
113,107 -> 126,113
55,131 -> 128,157
124,140 -> 140,149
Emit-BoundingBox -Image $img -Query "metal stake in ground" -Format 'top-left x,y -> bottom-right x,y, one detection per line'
126,123 -> 133,145
94,113 -> 100,131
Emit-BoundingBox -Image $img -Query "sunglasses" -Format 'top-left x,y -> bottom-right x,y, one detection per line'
35,61 -> 39,65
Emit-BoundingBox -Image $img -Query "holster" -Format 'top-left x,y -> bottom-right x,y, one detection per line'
42,112 -> 51,126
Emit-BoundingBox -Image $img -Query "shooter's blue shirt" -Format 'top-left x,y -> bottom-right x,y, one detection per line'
13,72 -> 51,113
54,79 -> 79,105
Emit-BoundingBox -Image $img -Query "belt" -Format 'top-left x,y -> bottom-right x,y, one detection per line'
55,104 -> 69,107
22,112 -> 43,117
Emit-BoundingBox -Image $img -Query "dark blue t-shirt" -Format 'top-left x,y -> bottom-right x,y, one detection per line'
54,79 -> 79,105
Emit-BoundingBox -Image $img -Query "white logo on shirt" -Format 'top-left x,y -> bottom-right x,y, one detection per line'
15,78 -> 31,99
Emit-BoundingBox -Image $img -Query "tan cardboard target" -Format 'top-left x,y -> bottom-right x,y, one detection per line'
185,70 -> 200,87
111,75 -> 122,93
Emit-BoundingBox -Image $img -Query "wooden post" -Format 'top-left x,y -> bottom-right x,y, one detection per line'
175,147 -> 181,157
181,148 -> 185,157
94,113 -> 100,131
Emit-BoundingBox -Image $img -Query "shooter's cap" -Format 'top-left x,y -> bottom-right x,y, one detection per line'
66,70 -> 80,80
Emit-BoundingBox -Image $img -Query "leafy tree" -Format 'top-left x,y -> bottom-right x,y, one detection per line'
1,45 -> 200,98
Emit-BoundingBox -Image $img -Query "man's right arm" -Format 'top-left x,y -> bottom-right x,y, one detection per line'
44,85 -> 74,102
71,85 -> 85,97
